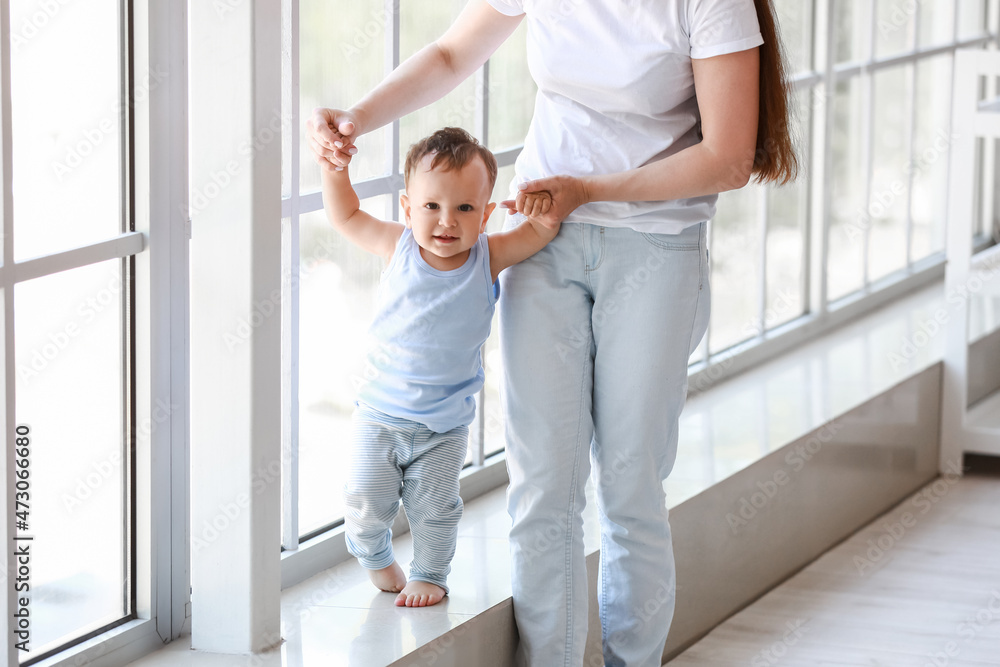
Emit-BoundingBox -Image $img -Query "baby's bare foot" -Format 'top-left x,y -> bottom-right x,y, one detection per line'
394,580 -> 446,607
368,562 -> 406,593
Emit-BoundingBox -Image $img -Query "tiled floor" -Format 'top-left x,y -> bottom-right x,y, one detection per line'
666,456 -> 1000,666
122,282 -> 999,667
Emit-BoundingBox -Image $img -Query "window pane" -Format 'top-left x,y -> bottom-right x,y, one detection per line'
912,55 -> 952,261
834,0 -> 869,64
917,0 -> 956,48
828,77 -> 865,302
868,66 -> 910,283
482,164 -> 516,460
482,316 -> 504,460
957,0 -> 988,39
399,0 -> 479,168
709,185 -> 761,352
875,0 -> 914,59
299,0 -> 389,193
975,137 -> 990,240
12,1 -> 121,260
297,197 -> 387,537
488,21 -> 535,153
766,90 -> 810,330
765,189 -> 805,329
14,259 -> 126,657
774,0 -> 812,74
487,164 -> 516,233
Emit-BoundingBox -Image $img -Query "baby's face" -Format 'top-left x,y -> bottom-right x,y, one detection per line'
400,154 -> 496,270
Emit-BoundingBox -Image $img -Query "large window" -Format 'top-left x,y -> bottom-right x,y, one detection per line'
5,0 -> 136,662
696,0 -> 999,371
280,0 -> 1000,548
2,1 -> 187,665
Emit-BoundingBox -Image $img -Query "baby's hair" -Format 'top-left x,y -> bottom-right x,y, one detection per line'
404,127 -> 498,192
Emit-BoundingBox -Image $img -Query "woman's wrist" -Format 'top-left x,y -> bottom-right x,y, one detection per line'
579,167 -> 665,204
345,106 -> 368,138
579,174 -> 604,205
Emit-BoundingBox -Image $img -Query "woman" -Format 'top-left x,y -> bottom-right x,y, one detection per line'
307,1 -> 796,664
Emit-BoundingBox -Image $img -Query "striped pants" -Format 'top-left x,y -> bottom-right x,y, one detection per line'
344,402 -> 468,592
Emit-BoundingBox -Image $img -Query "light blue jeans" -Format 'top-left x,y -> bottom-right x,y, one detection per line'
499,221 -> 710,667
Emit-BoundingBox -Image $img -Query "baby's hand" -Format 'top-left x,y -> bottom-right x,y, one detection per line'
501,190 -> 553,224
501,189 -> 560,242
500,175 -> 583,232
519,190 -> 552,220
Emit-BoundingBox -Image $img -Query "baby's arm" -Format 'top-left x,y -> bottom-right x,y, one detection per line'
487,191 -> 560,283
318,130 -> 403,262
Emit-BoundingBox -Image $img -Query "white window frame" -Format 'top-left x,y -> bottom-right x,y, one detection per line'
0,1 -> 191,665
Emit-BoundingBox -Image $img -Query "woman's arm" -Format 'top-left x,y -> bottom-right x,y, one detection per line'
504,48 -> 761,226
307,1 -> 523,168
589,49 -> 760,200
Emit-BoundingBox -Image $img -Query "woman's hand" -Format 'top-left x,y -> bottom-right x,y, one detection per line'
312,127 -> 355,174
306,108 -> 359,170
501,175 -> 591,229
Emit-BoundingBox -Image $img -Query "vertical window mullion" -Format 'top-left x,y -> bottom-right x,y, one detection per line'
954,1 -> 961,42
0,0 -> 18,660
904,2 -> 920,268
941,2 -> 962,252
281,0 -> 300,551
121,0 -> 133,238
477,61 -> 489,145
996,0 -> 1000,42
979,1 -> 997,240
120,0 -> 137,620
800,85 -> 813,310
813,0 -> 835,314
757,186 -> 768,336
860,1 -> 875,291
703,219 -> 713,365
993,0 -> 1000,242
800,0 -> 817,316
388,3 -> 400,222
471,59 -> 490,468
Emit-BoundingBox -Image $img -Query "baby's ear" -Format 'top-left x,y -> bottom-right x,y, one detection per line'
399,193 -> 412,227
481,201 -> 496,232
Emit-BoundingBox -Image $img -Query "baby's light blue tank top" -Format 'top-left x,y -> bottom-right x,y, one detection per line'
356,228 -> 498,433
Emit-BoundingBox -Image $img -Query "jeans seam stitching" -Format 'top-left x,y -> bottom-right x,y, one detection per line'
683,231 -> 707,369
600,530 -> 609,661
640,231 -> 699,251
699,225 -> 707,290
590,226 -> 606,271
583,224 -> 596,292
563,320 -> 590,667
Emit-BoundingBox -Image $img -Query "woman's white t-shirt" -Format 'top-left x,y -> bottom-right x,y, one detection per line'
485,0 -> 763,233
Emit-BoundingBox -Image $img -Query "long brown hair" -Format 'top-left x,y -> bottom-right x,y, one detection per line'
751,0 -> 798,185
